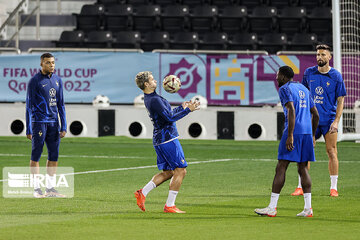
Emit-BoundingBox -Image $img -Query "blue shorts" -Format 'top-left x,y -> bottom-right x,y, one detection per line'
154,139 -> 187,171
315,124 -> 331,140
278,134 -> 315,163
31,122 -> 60,162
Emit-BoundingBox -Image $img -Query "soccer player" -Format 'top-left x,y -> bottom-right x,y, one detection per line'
255,66 -> 319,217
291,44 -> 347,197
134,71 -> 200,213
26,53 -> 67,198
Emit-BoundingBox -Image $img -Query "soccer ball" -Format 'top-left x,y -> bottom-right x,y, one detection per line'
163,75 -> 181,93
92,95 -> 110,107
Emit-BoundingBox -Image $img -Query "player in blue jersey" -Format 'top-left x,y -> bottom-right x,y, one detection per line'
291,45 -> 346,197
134,71 -> 200,213
26,53 -> 67,198
255,66 -> 319,217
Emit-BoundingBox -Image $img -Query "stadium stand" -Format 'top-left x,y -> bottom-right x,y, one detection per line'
197,32 -> 228,50
0,0 -> 336,53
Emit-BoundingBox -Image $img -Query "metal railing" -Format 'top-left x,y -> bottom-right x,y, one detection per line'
28,47 -> 144,53
152,49 -> 269,55
0,0 -> 40,51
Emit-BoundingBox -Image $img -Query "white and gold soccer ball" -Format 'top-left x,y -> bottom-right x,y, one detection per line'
163,75 -> 181,93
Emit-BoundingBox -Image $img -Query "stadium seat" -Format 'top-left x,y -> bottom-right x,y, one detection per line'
112,31 -> 141,48
182,0 -> 207,8
218,5 -> 247,34
239,0 -> 263,10
56,30 -> 85,48
267,0 -> 291,8
259,33 -> 287,54
133,5 -> 161,31
190,5 -> 218,33
153,0 -> 180,7
278,6 -> 306,34
307,7 -> 332,35
127,0 -> 151,6
75,4 -> 105,32
97,0 -> 121,6
84,31 -> 113,48
287,33 -> 317,51
319,34 -> 332,46
211,0 -> 236,10
169,32 -> 199,49
141,31 -> 169,51
198,32 -> 228,50
161,5 -> 190,33
227,32 -> 258,50
105,5 -> 133,32
298,0 -> 321,11
248,6 -> 277,34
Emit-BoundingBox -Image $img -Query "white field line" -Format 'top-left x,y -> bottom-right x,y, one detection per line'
0,153 -> 142,159
0,157 -> 359,182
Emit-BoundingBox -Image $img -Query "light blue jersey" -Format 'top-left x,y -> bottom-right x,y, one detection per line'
302,66 -> 346,125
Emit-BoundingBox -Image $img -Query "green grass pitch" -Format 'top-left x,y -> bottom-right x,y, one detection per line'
0,136 -> 359,240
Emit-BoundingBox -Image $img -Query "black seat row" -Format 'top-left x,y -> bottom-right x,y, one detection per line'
97,0 -> 331,11
75,4 -> 332,35
56,30 -> 331,53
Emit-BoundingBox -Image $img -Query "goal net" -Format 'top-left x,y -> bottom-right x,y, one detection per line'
335,0 -> 360,140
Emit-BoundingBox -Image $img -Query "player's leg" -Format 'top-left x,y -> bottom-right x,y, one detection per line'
162,139 -> 187,213
134,143 -> 176,211
324,130 -> 339,196
291,126 -> 321,196
30,122 -> 46,198
296,161 -> 313,217
164,167 -> 186,213
255,160 -> 290,217
44,122 -> 64,197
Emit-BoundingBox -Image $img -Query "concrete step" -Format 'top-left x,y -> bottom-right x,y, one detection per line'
18,14 -> 76,26
29,0 -> 96,15
1,39 -> 55,52
6,26 -> 74,40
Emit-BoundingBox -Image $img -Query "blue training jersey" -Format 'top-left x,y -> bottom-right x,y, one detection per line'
144,91 -> 191,146
279,81 -> 315,135
26,71 -> 67,135
302,66 -> 347,125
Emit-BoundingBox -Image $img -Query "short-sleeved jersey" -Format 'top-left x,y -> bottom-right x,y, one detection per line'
144,91 -> 191,146
302,66 -> 347,125
279,81 -> 315,135
26,71 -> 67,135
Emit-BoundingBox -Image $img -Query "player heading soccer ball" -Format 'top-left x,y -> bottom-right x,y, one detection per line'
134,71 -> 200,213
254,66 -> 319,217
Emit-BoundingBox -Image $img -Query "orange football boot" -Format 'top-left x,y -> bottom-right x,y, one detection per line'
291,188 -> 304,196
330,189 -> 339,197
164,205 -> 186,213
134,189 -> 146,211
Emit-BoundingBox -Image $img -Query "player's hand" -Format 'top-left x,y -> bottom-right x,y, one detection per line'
60,131 -> 66,138
26,134 -> 32,140
329,121 -> 339,134
182,101 -> 190,109
286,135 -> 294,151
313,136 -> 316,147
187,100 -> 200,112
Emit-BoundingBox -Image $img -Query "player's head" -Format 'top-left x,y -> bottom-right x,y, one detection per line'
277,66 -> 294,87
135,71 -> 157,92
316,44 -> 331,67
40,53 -> 55,75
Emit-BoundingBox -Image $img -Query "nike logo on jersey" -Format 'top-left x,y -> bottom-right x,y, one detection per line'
42,84 -> 47,87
